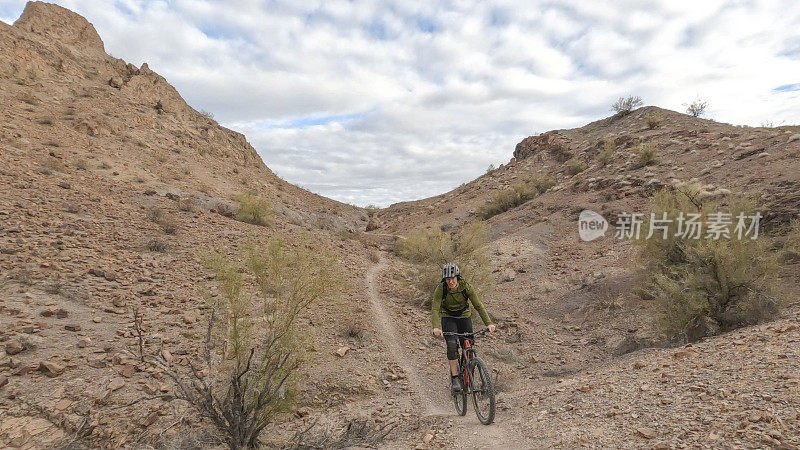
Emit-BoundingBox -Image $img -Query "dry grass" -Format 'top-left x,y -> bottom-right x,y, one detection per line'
147,206 -> 178,234
479,175 -> 555,219
596,139 -> 615,167
565,157 -> 588,175
635,142 -> 658,167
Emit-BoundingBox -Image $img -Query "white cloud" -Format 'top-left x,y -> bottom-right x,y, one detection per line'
3,0 -> 799,206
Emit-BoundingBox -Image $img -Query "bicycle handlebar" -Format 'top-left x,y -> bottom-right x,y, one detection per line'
441,329 -> 489,337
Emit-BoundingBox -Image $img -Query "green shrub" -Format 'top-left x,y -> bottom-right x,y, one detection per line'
636,185 -> 781,342
478,175 -> 555,220
635,142 -> 657,167
150,240 -> 342,448
596,140 -> 615,167
235,192 -> 274,226
395,222 -> 494,308
565,157 -> 588,176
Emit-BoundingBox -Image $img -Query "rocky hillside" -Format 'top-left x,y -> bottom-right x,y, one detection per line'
1,2 -> 798,449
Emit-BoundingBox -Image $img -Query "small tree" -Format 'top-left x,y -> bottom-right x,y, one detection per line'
143,239 -> 341,449
612,96 -> 643,115
685,97 -> 708,117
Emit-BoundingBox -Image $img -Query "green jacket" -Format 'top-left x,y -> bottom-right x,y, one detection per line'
430,279 -> 492,328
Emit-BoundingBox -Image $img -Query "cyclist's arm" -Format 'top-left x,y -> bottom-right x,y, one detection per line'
466,284 -> 492,326
431,284 -> 443,328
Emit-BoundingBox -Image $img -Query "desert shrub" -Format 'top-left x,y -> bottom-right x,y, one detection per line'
486,164 -> 496,174
178,197 -> 197,212
140,240 -> 341,449
200,109 -> 215,120
565,157 -> 587,176
72,157 -> 88,170
612,95 -> 643,115
364,204 -> 381,217
395,222 -> 494,308
147,206 -> 178,234
38,118 -> 54,126
686,97 -> 708,117
289,419 -> 395,449
635,142 -> 658,167
37,159 -> 64,175
478,175 -> 554,219
645,113 -> 663,129
145,238 -> 167,252
786,221 -> 800,253
636,185 -> 781,342
596,140 -> 615,167
367,251 -> 380,263
235,192 -> 274,227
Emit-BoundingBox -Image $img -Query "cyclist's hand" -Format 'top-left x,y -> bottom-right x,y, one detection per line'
488,324 -> 496,333
432,328 -> 443,338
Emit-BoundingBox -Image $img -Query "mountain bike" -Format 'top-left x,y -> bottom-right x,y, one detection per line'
442,329 -> 496,425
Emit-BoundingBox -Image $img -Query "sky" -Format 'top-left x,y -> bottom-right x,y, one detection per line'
2,1 -> 799,207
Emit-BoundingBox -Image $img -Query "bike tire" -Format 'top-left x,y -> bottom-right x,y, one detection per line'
470,357 -> 495,425
453,377 -> 467,416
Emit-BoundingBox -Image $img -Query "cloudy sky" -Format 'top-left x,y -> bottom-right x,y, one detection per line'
2,1 -> 799,206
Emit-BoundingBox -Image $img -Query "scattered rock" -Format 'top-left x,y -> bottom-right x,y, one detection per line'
5,339 -> 24,355
64,324 -> 81,332
57,181 -> 71,189
335,346 -> 350,357
636,427 -> 657,439
422,430 -> 434,444
0,374 -> 8,388
39,361 -> 65,377
107,377 -> 125,391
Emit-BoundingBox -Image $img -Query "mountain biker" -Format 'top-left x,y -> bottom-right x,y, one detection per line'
431,262 -> 495,392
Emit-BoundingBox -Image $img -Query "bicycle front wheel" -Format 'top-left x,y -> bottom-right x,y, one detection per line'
470,357 -> 495,424
453,377 -> 467,416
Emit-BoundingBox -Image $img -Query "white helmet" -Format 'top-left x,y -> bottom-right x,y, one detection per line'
441,262 -> 460,279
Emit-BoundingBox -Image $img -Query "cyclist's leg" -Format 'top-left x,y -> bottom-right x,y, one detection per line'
441,317 -> 460,376
455,317 -> 474,350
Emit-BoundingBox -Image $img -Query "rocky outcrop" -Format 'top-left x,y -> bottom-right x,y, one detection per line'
14,1 -> 105,56
513,130 -> 575,162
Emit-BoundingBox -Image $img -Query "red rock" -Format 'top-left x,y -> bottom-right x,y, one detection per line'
5,339 -> 24,355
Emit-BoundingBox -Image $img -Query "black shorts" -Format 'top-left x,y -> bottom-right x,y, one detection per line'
441,316 -> 473,360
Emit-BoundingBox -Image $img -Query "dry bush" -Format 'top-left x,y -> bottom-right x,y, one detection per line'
178,197 -> 197,212
72,157 -> 88,170
235,192 -> 274,227
145,238 -> 167,253
367,251 -> 380,263
686,97 -> 709,117
565,157 -> 588,176
645,113 -> 663,129
289,419 -> 395,449
612,95 -> 643,115
395,222 -> 494,308
364,204 -> 381,217
636,185 -> 781,342
139,239 -> 341,449
479,175 -> 554,219
635,142 -> 657,167
147,206 -> 178,234
596,139 -> 615,167
37,158 -> 64,175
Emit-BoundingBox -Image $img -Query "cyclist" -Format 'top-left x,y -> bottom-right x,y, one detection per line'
431,262 -> 495,392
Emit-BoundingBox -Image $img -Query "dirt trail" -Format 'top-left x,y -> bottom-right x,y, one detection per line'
365,254 -> 528,448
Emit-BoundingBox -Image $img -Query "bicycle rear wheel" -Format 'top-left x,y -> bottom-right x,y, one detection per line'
470,357 -> 495,424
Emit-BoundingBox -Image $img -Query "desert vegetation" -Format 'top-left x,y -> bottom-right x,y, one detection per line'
136,239 -> 341,449
395,222 -> 494,307
612,95 -> 643,115
565,157 -> 588,175
235,192 -> 274,227
686,97 -> 709,117
478,175 -> 555,219
636,185 -> 782,342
